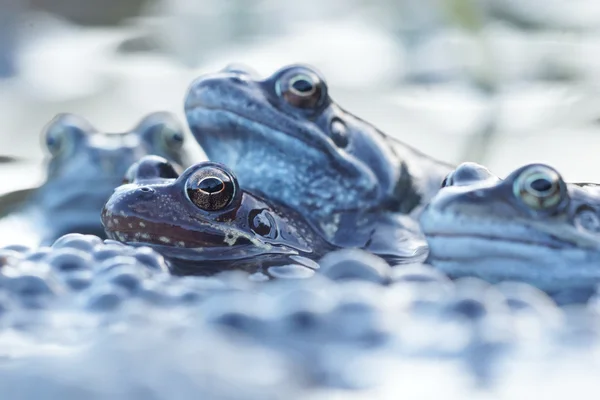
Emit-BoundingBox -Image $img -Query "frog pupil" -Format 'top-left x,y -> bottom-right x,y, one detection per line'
530,178 -> 552,193
199,177 -> 224,194
292,79 -> 313,93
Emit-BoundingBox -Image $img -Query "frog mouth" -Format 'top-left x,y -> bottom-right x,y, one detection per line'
420,208 -> 583,258
420,208 -> 600,291
102,214 -> 300,262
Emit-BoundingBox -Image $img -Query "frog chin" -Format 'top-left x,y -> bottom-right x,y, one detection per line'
424,231 -> 600,292
102,213 -> 301,261
420,207 -> 600,291
104,230 -> 301,277
426,250 -> 600,292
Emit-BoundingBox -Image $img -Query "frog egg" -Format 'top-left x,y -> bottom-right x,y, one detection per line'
391,263 -> 451,284
270,288 -> 335,339
494,281 -> 558,314
95,249 -> 167,279
0,248 -> 25,267
94,255 -> 141,274
179,275 -> 231,291
386,265 -> 455,314
203,293 -> 272,336
167,276 -> 233,306
133,246 -> 169,273
46,248 -> 93,273
6,270 -> 63,309
440,278 -> 503,322
209,308 -> 269,336
95,264 -> 148,293
445,295 -> 489,321
326,282 -> 387,341
92,243 -> 134,262
436,279 -> 515,354
260,271 -> 333,298
137,279 -> 174,307
318,249 -> 392,285
24,247 -> 52,262
2,244 -> 31,253
212,270 -> 257,291
83,284 -> 129,312
0,292 -> 12,317
52,233 -> 103,252
60,269 -> 94,291
266,264 -> 315,279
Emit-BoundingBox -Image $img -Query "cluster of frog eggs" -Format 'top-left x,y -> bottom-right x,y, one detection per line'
2,234 -> 600,398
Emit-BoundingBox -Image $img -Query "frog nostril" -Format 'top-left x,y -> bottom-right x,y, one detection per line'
136,187 -> 155,198
229,75 -> 249,85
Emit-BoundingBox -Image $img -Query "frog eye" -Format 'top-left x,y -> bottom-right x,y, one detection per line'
159,125 -> 185,151
43,116 -> 89,157
248,209 -> 277,239
276,69 -> 324,109
122,156 -> 180,184
513,165 -> 565,210
574,207 -> 600,233
136,112 -> 185,152
186,166 -> 236,211
441,174 -> 453,188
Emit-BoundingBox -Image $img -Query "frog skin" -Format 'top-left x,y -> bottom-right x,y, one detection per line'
101,156 -> 334,277
183,63 -> 451,259
0,112 -> 192,248
420,161 -> 600,296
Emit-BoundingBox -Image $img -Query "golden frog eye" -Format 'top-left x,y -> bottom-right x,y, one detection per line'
185,165 -> 236,211
513,165 -> 564,210
276,69 -> 324,109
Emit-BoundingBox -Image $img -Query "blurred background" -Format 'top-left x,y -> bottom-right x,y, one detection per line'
2,0 -> 600,194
